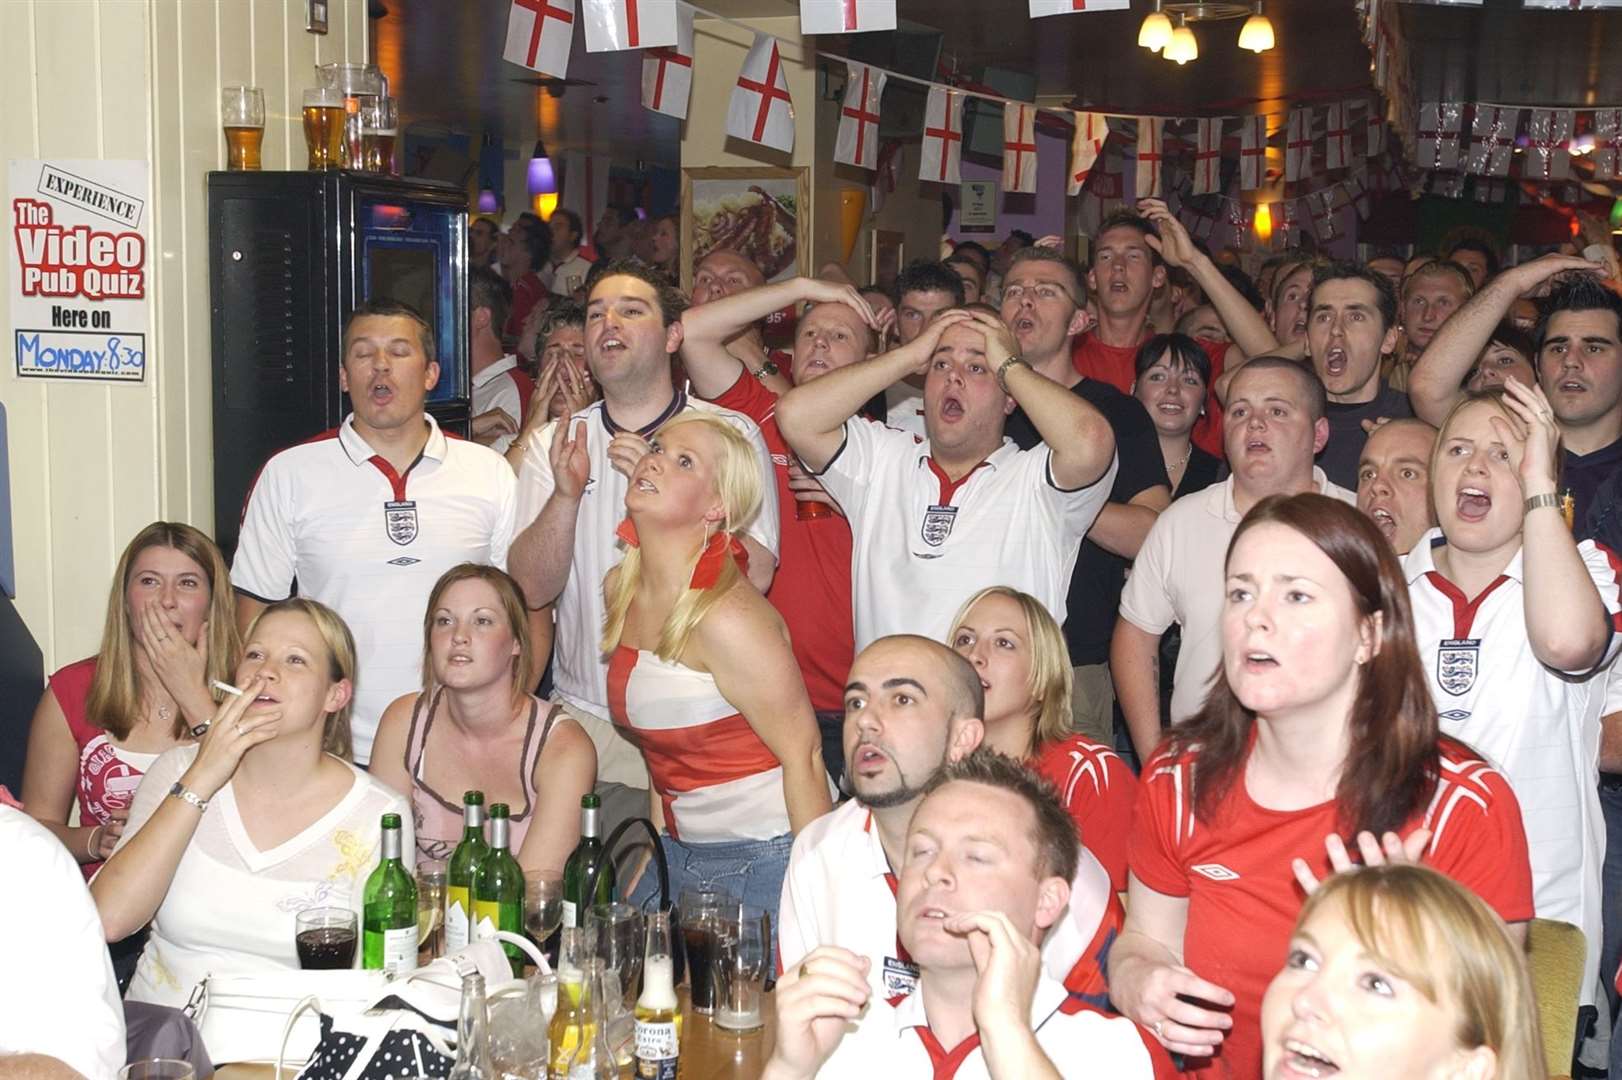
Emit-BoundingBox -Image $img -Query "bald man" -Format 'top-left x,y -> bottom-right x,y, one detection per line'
779,635 -> 1121,1008
1356,418 -> 1438,555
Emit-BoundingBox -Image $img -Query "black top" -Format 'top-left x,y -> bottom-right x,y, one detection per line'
1006,377 -> 1168,666
1317,381 -> 1413,490
1175,445 -> 1223,501
1566,435 -> 1622,545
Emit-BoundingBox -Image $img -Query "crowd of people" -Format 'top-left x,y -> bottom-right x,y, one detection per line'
9,196 -> 1622,1080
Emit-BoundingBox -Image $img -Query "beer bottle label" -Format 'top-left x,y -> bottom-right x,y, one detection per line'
634,1021 -> 678,1078
445,887 -> 470,952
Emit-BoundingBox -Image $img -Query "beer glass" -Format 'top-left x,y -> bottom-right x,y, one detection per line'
302,87 -> 345,171
712,904 -> 771,1032
361,96 -> 398,174
676,886 -> 736,1014
221,86 -> 264,171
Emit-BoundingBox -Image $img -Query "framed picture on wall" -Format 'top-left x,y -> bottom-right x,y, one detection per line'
870,229 -> 905,294
681,166 -> 810,290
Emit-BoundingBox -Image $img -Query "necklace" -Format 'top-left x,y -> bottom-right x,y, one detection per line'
1167,443 -> 1192,483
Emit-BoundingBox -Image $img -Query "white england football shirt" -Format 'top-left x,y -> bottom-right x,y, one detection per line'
471,354 -> 525,455
513,392 -> 780,729
1405,529 -> 1622,1000
814,419 -> 1116,652
231,414 -> 518,763
1118,470 -> 1355,725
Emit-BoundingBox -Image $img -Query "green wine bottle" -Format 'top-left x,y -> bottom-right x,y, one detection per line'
362,812 -> 418,974
446,790 -> 488,953
561,793 -> 615,929
472,802 -> 525,976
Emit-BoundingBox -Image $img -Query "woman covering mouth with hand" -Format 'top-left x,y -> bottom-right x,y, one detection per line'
1109,494 -> 1533,1078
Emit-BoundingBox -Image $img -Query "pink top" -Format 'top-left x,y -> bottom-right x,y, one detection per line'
404,689 -> 557,862
50,657 -> 160,879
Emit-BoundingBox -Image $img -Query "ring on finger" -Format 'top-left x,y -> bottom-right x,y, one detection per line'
1151,1020 -> 1165,1039
799,960 -> 813,980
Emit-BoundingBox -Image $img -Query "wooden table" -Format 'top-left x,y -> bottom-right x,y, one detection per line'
212,987 -> 773,1080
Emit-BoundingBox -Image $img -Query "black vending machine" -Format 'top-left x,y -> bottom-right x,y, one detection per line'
208,170 -> 469,558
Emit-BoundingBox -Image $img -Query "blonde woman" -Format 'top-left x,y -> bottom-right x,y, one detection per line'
1262,864 -> 1545,1080
24,522 -> 240,875
603,412 -> 829,923
948,586 -> 1138,892
370,563 -> 595,873
93,598 -> 411,1005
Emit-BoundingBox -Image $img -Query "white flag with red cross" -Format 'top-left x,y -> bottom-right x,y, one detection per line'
1464,105 -> 1519,176
1191,118 -> 1222,195
1324,102 -> 1354,170
1135,116 -> 1165,197
1367,108 -> 1387,157
1239,114 -> 1267,190
1415,102 -> 1463,170
1285,107 -> 1314,181
1593,109 -> 1621,182
640,3 -> 695,118
1028,0 -> 1130,16
1003,103 -> 1039,194
727,33 -> 795,153
1525,108 -> 1573,182
582,0 -> 675,51
1068,111 -> 1108,195
1522,0 -> 1622,8
799,0 -> 897,34
919,86 -> 965,184
505,0 -> 576,77
834,61 -> 887,170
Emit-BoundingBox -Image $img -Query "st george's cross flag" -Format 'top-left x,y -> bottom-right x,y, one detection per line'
1465,106 -> 1519,177
1285,107 -> 1314,182
1135,117 -> 1165,197
1029,0 -> 1130,16
919,86 -> 965,184
1593,109 -> 1621,182
1415,101 -> 1463,171
1522,0 -> 1622,9
1191,118 -> 1222,195
1003,103 -> 1039,194
1068,111 -> 1108,195
1324,102 -> 1354,170
727,33 -> 795,153
640,3 -> 695,118
1524,108 -> 1574,182
582,0 -> 676,51
799,0 -> 897,34
1239,114 -> 1268,190
834,61 -> 888,169
505,0 -> 576,77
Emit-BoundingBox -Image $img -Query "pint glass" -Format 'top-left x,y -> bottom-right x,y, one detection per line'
302,87 -> 345,171
360,97 -> 398,174
221,86 -> 265,171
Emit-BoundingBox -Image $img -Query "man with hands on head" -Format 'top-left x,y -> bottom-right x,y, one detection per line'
680,274 -> 881,782
765,749 -> 1178,1080
775,306 -> 1117,653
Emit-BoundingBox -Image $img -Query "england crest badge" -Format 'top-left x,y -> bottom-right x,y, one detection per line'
1437,638 -> 1479,697
921,504 -> 958,547
384,499 -> 419,546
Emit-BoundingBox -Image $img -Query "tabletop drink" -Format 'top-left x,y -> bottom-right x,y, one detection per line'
221,86 -> 264,171
295,908 -> 357,970
416,859 -> 447,962
446,790 -> 489,953
563,960 -> 618,1080
561,794 -> 614,929
634,910 -> 681,1080
549,934 -> 596,1079
362,813 -> 418,974
473,802 -> 526,976
449,972 -> 494,1080
301,87 -> 345,171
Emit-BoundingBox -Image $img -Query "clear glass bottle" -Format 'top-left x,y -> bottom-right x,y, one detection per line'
633,910 -> 680,1079
564,961 -> 617,1080
548,927 -> 591,1077
448,971 -> 493,1080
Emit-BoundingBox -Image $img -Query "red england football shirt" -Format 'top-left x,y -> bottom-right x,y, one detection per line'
1032,733 -> 1138,893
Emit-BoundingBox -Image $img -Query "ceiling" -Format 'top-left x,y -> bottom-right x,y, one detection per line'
370,0 -> 1622,176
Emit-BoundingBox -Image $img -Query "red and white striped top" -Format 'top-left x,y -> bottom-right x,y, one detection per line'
606,645 -> 790,843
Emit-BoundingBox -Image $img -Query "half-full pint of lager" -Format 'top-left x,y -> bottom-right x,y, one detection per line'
302,87 -> 345,171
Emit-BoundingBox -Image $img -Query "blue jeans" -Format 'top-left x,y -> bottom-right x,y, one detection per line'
1602,777 -> 1622,1075
628,832 -> 793,954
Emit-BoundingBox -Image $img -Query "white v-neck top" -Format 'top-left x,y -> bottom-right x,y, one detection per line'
118,744 -> 412,1007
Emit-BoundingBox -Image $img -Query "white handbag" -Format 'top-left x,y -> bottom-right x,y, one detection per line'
186,934 -> 546,1071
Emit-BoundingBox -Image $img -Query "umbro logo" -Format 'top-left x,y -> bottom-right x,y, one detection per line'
1191,863 -> 1240,882
387,556 -> 421,566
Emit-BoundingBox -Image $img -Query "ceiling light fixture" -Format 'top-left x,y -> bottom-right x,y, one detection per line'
526,138 -> 557,196
1138,0 -> 1173,53
1237,2 -> 1275,53
1165,14 -> 1199,65
1254,202 -> 1273,243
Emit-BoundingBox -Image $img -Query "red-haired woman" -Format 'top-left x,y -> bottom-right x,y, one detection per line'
1109,494 -> 1534,1079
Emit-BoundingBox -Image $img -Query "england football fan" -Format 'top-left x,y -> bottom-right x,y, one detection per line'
1409,257 -> 1622,539
469,267 -> 530,455
469,216 -> 500,272
776,308 -> 1117,654
1131,335 -> 1223,499
1466,322 -> 1538,394
1112,494 -> 1533,1076
1405,381 -> 1622,1016
885,261 -> 967,437
500,218 -> 553,340
1446,238 -> 1500,290
232,300 -> 518,764
946,253 -> 986,305
1113,359 -> 1355,760
777,635 -> 1123,1009
948,588 -> 1137,891
1174,304 -> 1229,345
1392,259 -> 1474,391
681,275 -> 882,784
689,249 -> 784,390
506,300 -> 597,474
767,749 -> 1179,1080
996,244 -> 1170,741
1366,251 -> 1406,293
1355,418 -> 1437,555
546,209 -> 593,298
1305,261 -> 1413,488
506,260 -> 778,833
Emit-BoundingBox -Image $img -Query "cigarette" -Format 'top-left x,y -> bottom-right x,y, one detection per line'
211,680 -> 244,698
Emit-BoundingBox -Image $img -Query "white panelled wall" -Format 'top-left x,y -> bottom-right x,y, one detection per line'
0,0 -> 369,669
